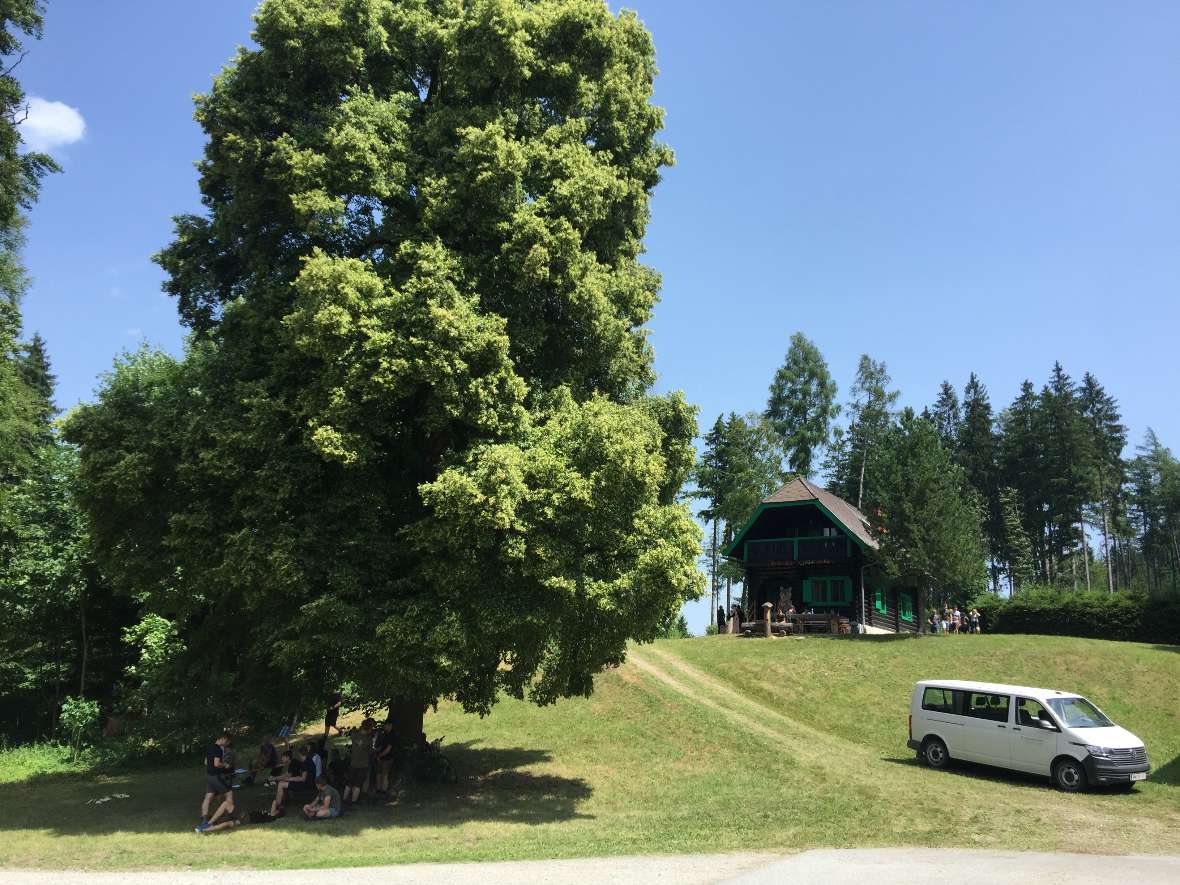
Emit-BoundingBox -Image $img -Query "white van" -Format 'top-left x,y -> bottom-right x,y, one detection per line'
907,680 -> 1149,791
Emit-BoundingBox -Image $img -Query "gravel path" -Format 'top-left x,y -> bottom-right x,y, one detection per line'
3,849 -> 1178,884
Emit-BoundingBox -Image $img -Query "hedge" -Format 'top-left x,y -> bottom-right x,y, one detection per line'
971,590 -> 1180,646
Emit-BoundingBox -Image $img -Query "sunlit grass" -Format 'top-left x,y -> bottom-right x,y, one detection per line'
1,634 -> 1176,869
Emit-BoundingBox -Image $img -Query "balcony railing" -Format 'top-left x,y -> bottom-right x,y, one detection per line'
745,535 -> 850,563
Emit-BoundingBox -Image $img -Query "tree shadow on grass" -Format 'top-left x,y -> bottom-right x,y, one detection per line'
1148,754 -> 1179,786
0,740 -> 593,838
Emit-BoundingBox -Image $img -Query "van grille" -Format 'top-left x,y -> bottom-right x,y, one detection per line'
1106,746 -> 1148,765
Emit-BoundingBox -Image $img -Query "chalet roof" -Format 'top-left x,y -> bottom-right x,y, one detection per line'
762,477 -> 878,551
722,477 -> 879,559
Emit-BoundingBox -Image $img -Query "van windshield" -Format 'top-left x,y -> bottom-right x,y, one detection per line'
1047,696 -> 1113,729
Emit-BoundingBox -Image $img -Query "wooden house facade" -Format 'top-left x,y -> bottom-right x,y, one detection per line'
722,478 -> 923,634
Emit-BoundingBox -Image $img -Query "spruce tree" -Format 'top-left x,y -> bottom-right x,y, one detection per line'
999,380 -> 1048,582
930,380 -> 960,452
1078,372 -> 1126,592
957,373 -> 1001,587
764,332 -> 838,477
826,354 -> 898,509
1039,363 -> 1095,587
997,485 -> 1034,592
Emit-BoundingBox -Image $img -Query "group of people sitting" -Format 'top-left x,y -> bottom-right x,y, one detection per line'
197,715 -> 401,834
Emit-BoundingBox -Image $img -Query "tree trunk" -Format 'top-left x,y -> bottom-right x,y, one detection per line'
1102,510 -> 1113,593
388,696 -> 427,742
78,586 -> 89,699
1080,522 -> 1091,593
725,574 -> 731,613
710,518 -> 719,622
857,441 -> 869,510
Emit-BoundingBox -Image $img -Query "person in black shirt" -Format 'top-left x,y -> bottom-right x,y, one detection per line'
374,721 -> 395,794
324,691 -> 343,736
269,748 -> 315,815
197,733 -> 234,832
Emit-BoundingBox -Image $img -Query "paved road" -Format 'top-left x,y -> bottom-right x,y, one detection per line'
3,849 -> 1179,884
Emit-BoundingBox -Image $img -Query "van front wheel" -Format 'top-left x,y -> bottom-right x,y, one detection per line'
923,737 -> 950,770
1053,758 -> 1087,792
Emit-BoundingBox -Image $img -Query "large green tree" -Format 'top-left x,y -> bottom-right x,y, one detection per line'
764,332 -> 838,477
826,354 -> 898,509
872,409 -> 988,603
66,0 -> 701,740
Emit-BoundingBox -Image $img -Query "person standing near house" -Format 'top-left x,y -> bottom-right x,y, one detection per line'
952,607 -> 962,634
969,607 -> 981,634
927,612 -> 938,634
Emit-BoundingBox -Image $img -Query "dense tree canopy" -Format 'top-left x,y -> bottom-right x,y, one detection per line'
65,0 -> 701,739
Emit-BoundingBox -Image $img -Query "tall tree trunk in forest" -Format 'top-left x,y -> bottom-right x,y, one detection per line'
1080,522 -> 1091,592
51,633 -> 61,741
79,586 -> 89,698
725,574 -> 731,613
857,441 -> 868,510
1070,552 -> 1077,592
1102,511 -> 1113,593
710,518 -> 719,622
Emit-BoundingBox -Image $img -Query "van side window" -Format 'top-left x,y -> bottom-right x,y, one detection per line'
964,692 -> 1010,723
1016,698 -> 1052,729
922,687 -> 956,713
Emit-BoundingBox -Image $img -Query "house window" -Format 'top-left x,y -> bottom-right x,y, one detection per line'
899,591 -> 914,622
874,587 -> 887,614
804,577 -> 852,606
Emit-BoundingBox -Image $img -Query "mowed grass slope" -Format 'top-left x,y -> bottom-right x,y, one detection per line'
2,634 -> 1178,870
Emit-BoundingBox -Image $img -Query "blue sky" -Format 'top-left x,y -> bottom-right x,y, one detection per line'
20,1 -> 1180,633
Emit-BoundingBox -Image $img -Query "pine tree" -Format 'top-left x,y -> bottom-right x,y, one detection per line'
997,485 -> 1034,592
692,415 -> 729,617
1078,372 -> 1126,593
957,373 -> 1001,588
930,380 -> 961,452
999,380 -> 1047,581
1039,363 -> 1095,587
826,354 -> 898,509
764,332 -> 838,477
872,409 -> 987,600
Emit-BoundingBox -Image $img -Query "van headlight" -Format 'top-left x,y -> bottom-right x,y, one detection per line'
1085,745 -> 1111,758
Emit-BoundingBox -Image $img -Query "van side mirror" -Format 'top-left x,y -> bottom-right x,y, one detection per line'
1038,719 -> 1058,732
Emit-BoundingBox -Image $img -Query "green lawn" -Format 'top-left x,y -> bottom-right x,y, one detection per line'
3,634 -> 1178,870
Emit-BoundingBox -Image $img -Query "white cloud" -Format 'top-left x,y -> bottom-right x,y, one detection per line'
20,97 -> 86,152
124,327 -> 143,339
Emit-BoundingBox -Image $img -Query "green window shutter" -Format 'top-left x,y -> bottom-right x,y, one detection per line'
840,578 -> 853,604
874,587 -> 887,614
899,591 -> 914,622
802,579 -> 812,604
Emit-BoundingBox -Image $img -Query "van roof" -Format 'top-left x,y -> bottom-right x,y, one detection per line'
915,679 -> 1081,700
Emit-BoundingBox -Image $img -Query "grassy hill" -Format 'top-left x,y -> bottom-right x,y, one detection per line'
3,634 -> 1178,870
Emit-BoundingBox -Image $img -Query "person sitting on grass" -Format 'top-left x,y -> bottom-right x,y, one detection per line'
242,740 -> 279,786
270,748 -> 315,815
198,733 -> 234,832
303,775 -> 343,820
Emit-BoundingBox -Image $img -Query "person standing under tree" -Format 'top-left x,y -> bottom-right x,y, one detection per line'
345,719 -> 374,804
197,733 -> 234,832
324,690 -> 343,736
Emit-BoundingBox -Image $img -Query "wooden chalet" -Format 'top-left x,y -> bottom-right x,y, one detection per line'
721,477 -> 923,635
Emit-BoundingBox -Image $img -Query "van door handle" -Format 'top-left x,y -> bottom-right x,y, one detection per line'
996,725 -> 1006,729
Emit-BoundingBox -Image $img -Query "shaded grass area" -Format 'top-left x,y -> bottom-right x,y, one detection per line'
1,634 -> 1177,869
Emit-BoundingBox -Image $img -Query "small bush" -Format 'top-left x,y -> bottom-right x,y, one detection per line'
971,589 -> 1180,644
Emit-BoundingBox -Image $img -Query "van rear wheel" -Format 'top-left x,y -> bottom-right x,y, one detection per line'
923,737 -> 950,770
1053,758 -> 1087,792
